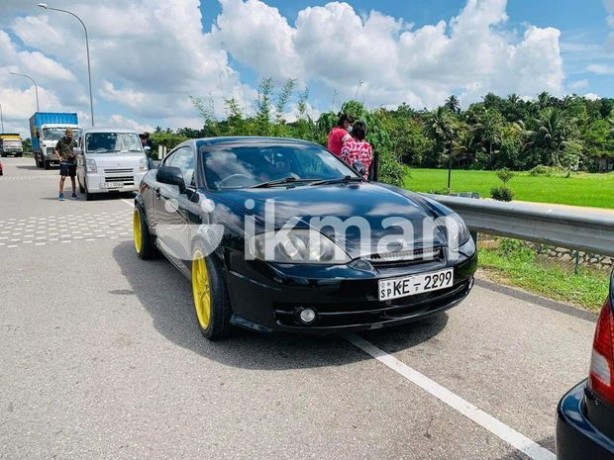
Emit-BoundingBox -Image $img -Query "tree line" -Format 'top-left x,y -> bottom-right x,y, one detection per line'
150,78 -> 614,187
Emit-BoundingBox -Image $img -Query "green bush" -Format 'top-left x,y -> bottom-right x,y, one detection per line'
491,186 -> 514,201
496,168 -> 515,184
529,165 -> 566,177
378,152 -> 407,187
499,238 -> 535,260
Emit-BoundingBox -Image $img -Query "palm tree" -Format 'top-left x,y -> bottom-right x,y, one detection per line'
444,95 -> 461,114
470,109 -> 504,169
424,107 -> 456,188
529,109 -> 575,166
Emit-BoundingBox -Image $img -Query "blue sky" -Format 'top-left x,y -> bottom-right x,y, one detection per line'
1,0 -> 614,136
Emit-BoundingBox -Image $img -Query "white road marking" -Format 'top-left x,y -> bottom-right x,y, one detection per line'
344,333 -> 556,460
121,199 -> 134,208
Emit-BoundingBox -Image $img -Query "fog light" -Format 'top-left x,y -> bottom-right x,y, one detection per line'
297,307 -> 317,325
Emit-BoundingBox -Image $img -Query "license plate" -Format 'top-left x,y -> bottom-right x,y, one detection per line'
102,182 -> 124,189
378,268 -> 454,301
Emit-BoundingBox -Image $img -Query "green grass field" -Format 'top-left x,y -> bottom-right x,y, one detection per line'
478,239 -> 610,310
405,169 -> 614,209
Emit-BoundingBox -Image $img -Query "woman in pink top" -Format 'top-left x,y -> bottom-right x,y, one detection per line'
340,121 -> 373,179
327,113 -> 355,157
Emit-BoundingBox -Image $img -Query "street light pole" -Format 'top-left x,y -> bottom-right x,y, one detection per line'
38,3 -> 94,126
9,72 -> 40,112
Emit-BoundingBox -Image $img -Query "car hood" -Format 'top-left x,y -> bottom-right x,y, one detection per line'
211,182 -> 450,258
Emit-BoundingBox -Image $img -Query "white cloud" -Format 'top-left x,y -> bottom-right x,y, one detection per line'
213,0 -> 565,109
569,79 -> 589,90
584,92 -> 601,101
213,0 -> 303,80
587,63 -> 614,74
104,115 -> 156,133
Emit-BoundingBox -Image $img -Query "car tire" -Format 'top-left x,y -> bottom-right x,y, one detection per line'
191,247 -> 232,341
78,178 -> 85,194
133,206 -> 156,260
84,179 -> 94,201
44,160 -> 50,170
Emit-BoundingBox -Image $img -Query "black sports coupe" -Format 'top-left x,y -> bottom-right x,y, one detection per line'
556,270 -> 614,459
133,137 -> 477,340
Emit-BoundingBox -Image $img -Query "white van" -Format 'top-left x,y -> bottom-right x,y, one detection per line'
76,128 -> 148,200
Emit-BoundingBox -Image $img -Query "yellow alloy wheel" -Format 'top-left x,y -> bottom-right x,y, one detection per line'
133,209 -> 142,254
192,250 -> 212,330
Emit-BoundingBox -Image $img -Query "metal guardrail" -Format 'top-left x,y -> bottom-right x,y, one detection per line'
426,195 -> 614,258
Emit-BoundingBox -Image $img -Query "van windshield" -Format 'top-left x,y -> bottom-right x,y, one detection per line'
85,132 -> 143,154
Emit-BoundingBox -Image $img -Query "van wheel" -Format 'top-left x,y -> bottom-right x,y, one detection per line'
78,178 -> 85,194
44,161 -> 50,170
84,179 -> 94,201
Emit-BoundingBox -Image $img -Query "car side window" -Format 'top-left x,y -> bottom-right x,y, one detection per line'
168,146 -> 195,186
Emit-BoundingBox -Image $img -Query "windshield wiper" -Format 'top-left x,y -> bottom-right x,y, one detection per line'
250,177 -> 320,189
311,176 -> 364,186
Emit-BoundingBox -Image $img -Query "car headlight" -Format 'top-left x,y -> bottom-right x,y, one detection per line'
139,157 -> 148,172
86,158 -> 97,173
247,229 -> 351,264
442,213 -> 471,247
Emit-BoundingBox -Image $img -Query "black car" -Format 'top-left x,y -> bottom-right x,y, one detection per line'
556,270 -> 614,459
133,137 -> 477,340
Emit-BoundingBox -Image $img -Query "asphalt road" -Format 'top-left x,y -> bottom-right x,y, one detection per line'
0,157 -> 600,460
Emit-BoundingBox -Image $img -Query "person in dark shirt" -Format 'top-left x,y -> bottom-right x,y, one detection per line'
55,128 -> 78,200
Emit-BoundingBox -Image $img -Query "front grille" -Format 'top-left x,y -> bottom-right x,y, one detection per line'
104,168 -> 133,174
105,175 -> 134,184
367,246 -> 444,269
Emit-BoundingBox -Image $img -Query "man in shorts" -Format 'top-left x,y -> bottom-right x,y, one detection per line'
55,128 -> 78,201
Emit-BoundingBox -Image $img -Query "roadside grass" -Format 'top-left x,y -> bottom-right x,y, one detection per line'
405,168 -> 614,209
478,238 -> 610,311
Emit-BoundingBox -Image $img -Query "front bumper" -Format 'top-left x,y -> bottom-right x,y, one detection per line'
556,380 -> 614,460
226,250 -> 478,334
86,172 -> 146,193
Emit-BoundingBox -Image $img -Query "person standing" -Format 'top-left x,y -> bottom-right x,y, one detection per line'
140,132 -> 154,170
55,128 -> 78,201
340,121 -> 373,179
327,113 -> 355,158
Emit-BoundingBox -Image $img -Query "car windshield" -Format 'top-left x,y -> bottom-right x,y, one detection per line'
201,143 -> 359,190
85,132 -> 143,154
42,128 -> 82,141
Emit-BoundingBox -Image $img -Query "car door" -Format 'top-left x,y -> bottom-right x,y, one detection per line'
154,145 -> 196,265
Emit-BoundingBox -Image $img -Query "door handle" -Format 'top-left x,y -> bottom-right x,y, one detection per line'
154,188 -> 161,199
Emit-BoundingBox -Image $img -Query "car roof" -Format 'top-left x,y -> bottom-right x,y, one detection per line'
81,128 -> 139,134
194,136 -> 320,148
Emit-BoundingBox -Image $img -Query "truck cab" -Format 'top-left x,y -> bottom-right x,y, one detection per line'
76,128 -> 148,201
30,112 -> 81,169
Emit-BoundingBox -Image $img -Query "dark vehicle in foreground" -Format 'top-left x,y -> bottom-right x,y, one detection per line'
133,137 -> 477,340
556,270 -> 614,459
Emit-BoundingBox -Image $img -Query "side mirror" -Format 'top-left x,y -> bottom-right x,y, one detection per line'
156,165 -> 185,192
73,147 -> 82,156
353,161 -> 367,177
